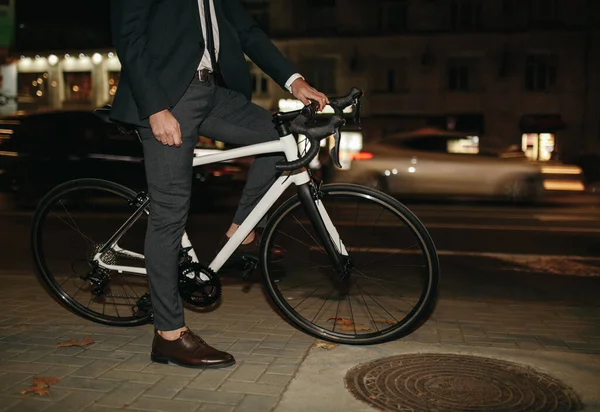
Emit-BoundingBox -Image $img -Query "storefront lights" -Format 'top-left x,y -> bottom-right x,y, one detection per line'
92,53 -> 103,64
48,54 -> 59,66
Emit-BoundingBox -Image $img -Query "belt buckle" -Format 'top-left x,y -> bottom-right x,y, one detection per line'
198,68 -> 211,82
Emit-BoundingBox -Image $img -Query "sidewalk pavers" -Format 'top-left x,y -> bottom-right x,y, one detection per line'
1,272 -> 599,411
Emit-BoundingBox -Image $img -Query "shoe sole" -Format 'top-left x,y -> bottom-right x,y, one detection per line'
150,353 -> 236,369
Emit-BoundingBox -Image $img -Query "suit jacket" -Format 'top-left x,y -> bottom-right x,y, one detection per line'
109,0 -> 297,127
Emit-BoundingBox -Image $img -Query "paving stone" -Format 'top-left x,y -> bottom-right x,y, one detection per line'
43,390 -> 104,412
187,368 -> 235,390
229,363 -> 267,382
0,362 -> 52,374
219,381 -> 285,396
143,376 -> 192,398
90,335 -> 136,351
70,359 -> 120,378
33,354 -> 95,367
54,376 -> 121,392
0,395 -> 20,411
113,353 -> 152,372
96,382 -> 152,408
5,398 -> 50,412
127,396 -> 201,412
76,350 -> 133,361
200,404 -> 234,412
0,372 -> 33,393
256,372 -> 293,387
36,365 -> 79,378
228,340 -> 260,354
9,346 -> 58,362
251,347 -> 306,358
99,369 -> 163,384
175,388 -> 244,405
141,363 -> 202,377
234,394 -> 279,412
265,358 -> 301,375
233,354 -> 276,364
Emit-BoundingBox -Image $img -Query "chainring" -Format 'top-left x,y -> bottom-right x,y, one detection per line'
178,262 -> 222,307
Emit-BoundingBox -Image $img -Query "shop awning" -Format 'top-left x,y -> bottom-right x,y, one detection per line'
519,114 -> 566,133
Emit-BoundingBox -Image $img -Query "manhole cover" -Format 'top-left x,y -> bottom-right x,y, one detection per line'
344,354 -> 582,412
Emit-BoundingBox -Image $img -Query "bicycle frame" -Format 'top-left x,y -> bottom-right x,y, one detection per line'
93,133 -> 348,276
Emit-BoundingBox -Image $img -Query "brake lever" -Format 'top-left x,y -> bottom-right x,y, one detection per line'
330,128 -> 343,168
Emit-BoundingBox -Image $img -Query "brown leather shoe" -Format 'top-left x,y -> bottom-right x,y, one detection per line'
151,329 -> 235,369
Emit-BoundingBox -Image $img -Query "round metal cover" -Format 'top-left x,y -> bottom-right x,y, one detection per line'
344,353 -> 582,412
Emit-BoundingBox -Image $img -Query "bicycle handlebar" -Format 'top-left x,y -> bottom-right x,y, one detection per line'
275,87 -> 363,172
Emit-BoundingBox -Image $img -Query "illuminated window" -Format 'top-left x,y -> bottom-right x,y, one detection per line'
63,72 -> 92,103
17,72 -> 49,107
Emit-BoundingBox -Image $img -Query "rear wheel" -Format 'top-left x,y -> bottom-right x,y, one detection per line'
31,179 -> 153,327
260,183 -> 439,345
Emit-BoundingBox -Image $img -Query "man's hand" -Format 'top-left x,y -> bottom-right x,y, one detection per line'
149,109 -> 182,147
290,78 -> 329,111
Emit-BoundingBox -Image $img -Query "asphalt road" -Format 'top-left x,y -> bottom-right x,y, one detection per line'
0,191 -> 597,264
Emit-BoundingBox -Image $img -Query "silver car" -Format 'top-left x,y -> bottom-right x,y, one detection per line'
328,128 -> 585,202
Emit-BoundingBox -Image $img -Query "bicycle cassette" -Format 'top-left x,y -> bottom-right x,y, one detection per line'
178,262 -> 221,307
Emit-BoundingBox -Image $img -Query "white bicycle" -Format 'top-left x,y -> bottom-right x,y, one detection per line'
30,88 -> 440,345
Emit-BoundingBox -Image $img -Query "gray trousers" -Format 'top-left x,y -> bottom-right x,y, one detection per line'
138,77 -> 281,331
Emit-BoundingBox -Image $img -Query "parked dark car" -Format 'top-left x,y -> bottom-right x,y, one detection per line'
0,110 -> 248,209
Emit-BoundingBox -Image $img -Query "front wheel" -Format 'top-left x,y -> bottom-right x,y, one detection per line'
260,183 -> 440,345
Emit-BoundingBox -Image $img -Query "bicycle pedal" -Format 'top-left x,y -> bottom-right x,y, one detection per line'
240,256 -> 259,281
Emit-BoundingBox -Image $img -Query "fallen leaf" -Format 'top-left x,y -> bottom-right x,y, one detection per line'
339,325 -> 371,331
19,377 -> 60,396
374,320 -> 397,325
55,336 -> 94,349
327,317 -> 354,326
315,341 -> 339,350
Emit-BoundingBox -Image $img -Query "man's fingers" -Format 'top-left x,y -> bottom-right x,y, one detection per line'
307,90 -> 327,111
298,96 -> 310,106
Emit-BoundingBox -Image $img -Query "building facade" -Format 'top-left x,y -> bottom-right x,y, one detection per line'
265,0 -> 600,162
2,0 -> 599,162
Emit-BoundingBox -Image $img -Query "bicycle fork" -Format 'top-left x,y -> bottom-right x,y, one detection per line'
296,182 -> 352,280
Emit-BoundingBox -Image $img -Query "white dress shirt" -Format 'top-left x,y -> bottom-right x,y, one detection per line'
197,0 -> 303,92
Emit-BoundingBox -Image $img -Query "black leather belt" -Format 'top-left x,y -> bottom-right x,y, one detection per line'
194,68 -> 213,82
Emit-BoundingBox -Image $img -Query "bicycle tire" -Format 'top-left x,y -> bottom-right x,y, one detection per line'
260,183 -> 440,345
31,178 -> 153,327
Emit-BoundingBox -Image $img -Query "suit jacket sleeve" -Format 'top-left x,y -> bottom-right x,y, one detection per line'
223,0 -> 297,89
110,0 -> 170,120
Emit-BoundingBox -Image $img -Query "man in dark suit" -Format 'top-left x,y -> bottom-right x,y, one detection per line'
110,0 -> 328,369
